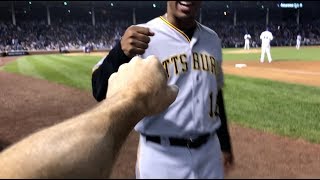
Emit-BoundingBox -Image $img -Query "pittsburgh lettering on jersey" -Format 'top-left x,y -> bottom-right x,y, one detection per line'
162,52 -> 216,78
162,54 -> 188,77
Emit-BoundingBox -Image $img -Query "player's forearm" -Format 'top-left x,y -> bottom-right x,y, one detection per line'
92,42 -> 131,102
216,89 -> 233,153
0,93 -> 143,179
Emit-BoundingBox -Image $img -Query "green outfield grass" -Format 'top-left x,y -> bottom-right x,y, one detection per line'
224,74 -> 320,143
0,54 -> 101,90
1,47 -> 320,143
223,46 -> 320,61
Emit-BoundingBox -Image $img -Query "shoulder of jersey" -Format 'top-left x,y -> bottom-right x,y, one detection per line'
198,23 -> 220,41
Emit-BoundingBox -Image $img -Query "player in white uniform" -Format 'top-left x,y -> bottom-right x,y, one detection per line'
244,33 -> 251,50
91,1 -> 234,179
296,34 -> 302,50
260,28 -> 273,63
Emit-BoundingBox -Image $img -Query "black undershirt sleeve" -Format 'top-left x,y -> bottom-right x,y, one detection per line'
91,42 -> 131,102
216,89 -> 233,153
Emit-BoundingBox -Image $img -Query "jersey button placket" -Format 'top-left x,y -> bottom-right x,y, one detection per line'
196,75 -> 200,81
193,68 -> 200,105
196,74 -> 200,104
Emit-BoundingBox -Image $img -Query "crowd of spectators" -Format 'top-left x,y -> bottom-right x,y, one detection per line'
1,16 -> 320,52
0,19 -> 128,52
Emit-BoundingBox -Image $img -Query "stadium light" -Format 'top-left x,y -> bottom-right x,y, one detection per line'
64,2 -> 67,6
89,11 -> 92,14
226,5 -> 229,8
153,4 -> 156,8
224,11 -> 227,16
24,10 -> 27,13
261,5 -> 264,9
111,3 -> 114,6
29,1 -> 32,5
68,9 -> 70,13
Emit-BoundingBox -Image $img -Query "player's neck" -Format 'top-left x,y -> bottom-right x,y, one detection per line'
164,13 -> 196,31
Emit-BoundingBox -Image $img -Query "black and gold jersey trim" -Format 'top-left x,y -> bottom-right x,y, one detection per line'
159,16 -> 191,42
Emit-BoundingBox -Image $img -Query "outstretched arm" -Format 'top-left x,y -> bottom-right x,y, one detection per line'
0,56 -> 178,179
0,94 -> 143,179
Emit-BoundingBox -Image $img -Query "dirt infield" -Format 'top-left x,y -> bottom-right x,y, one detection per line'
1,56 -> 320,178
0,56 -> 20,66
224,49 -> 261,54
64,52 -> 108,57
223,60 -> 320,87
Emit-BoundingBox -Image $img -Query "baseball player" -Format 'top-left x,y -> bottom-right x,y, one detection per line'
260,27 -> 273,63
244,32 -> 251,50
91,1 -> 234,179
296,34 -> 302,50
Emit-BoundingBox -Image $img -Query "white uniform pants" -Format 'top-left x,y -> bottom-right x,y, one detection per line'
296,40 -> 301,50
136,133 -> 223,179
260,45 -> 272,63
244,40 -> 250,50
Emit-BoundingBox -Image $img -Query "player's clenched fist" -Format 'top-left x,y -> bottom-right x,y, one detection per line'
107,55 -> 179,118
121,25 -> 155,59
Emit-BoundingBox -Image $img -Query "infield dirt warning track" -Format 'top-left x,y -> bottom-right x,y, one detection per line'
64,52 -> 107,57
223,60 -> 320,87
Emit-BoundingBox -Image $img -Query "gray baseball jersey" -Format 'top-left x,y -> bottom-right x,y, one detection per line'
134,16 -> 224,138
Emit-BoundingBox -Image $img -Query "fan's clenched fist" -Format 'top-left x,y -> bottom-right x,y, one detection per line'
107,55 -> 179,118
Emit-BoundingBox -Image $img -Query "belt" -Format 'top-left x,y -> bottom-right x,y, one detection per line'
142,133 -> 211,149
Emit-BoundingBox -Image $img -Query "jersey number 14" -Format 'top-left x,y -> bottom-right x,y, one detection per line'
209,92 -> 219,118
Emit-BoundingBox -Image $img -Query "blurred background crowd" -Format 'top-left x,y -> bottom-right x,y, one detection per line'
0,20 -> 127,52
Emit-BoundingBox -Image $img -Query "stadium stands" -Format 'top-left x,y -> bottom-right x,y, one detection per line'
0,1 -> 319,52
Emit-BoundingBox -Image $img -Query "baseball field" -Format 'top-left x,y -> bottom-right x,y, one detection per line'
1,46 -> 320,178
